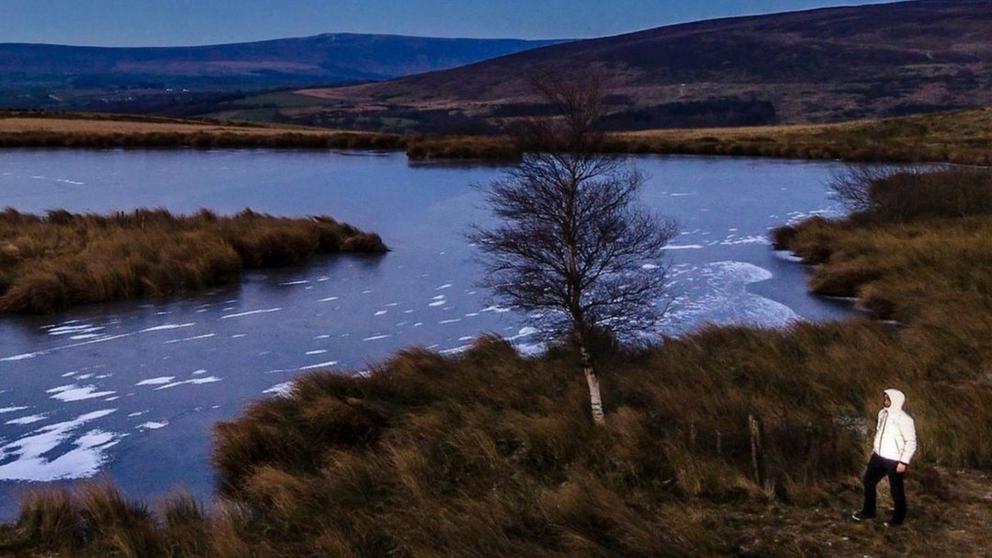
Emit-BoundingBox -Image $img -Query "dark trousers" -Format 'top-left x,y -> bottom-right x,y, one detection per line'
860,453 -> 907,523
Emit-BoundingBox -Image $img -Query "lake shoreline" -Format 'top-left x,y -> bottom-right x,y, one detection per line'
2,107 -> 991,165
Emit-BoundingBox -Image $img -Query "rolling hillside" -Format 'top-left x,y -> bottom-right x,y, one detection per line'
279,0 -> 992,133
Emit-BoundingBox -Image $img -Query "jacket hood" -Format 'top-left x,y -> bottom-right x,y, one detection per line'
884,388 -> 906,413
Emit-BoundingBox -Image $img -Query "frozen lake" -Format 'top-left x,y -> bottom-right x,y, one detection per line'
0,149 -> 854,516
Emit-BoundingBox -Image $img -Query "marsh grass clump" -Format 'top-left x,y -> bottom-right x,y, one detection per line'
0,208 -> 387,313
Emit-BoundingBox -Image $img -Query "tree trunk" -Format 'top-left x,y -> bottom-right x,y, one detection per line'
578,341 -> 605,425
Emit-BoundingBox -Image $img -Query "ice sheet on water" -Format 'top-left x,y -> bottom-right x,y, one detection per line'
0,409 -> 119,481
137,421 -> 169,430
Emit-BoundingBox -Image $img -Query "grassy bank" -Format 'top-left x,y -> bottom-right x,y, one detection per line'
4,107 -> 992,165
1,169 -> 991,558
0,208 -> 386,314
614,107 -> 992,166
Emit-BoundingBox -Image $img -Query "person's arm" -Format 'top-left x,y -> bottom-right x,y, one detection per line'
896,416 -> 917,472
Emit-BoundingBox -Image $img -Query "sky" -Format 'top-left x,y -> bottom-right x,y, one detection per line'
3,0 -> 903,46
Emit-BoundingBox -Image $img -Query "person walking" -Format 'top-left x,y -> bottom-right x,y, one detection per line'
852,388 -> 917,527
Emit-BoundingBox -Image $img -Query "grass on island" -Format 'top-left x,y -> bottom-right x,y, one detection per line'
0,208 -> 386,314
1,169 -> 989,557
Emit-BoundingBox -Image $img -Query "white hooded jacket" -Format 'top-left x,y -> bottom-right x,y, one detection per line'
873,388 -> 917,464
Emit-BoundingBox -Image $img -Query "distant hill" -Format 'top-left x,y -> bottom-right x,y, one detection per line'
0,34 -> 566,114
282,0 -> 992,133
0,34 -> 566,85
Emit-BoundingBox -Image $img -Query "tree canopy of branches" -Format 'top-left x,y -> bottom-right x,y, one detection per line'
470,72 -> 679,424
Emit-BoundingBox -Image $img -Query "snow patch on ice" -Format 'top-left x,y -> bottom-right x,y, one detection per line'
0,409 -> 120,481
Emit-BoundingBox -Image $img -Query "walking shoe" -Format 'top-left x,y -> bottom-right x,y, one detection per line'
851,511 -> 876,522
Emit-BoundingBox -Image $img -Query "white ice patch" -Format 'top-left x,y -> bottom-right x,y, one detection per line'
481,305 -> 511,313
773,250 -> 806,263
0,409 -> 119,481
46,385 -> 116,402
137,421 -> 169,430
362,334 -> 392,342
164,333 -> 216,344
435,283 -> 453,290
5,414 -> 48,426
439,345 -> 472,355
663,261 -> 800,331
720,235 -> 771,246
139,323 -> 195,333
279,280 -> 309,286
153,376 -> 223,391
305,350 -> 328,356
0,406 -> 29,414
1,333 -> 135,362
135,376 -> 175,386
642,264 -> 661,270
47,324 -> 102,336
439,319 -> 461,324
318,296 -> 339,302
662,244 -> 704,250
297,361 -> 338,371
220,308 -> 282,320
374,310 -> 388,316
505,327 -> 539,342
264,382 -> 295,396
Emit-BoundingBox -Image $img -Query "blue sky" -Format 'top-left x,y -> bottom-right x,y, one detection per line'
4,0 -> 902,46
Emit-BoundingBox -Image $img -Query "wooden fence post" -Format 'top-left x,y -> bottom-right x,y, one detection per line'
748,414 -> 767,488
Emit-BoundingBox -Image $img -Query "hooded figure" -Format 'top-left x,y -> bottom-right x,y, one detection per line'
853,388 -> 917,526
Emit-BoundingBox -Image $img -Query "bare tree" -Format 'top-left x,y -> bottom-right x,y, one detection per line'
827,164 -> 936,214
470,72 -> 679,425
